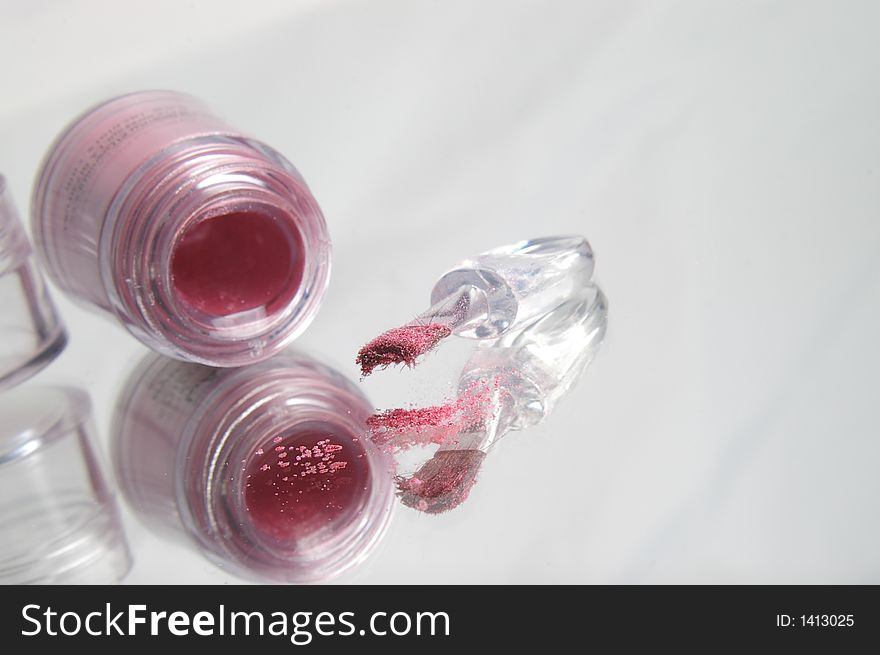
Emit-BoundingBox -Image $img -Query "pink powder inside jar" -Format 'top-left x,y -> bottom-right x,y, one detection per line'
243,425 -> 370,542
171,211 -> 303,317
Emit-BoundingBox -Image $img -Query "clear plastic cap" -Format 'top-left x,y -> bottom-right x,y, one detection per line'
429,235 -> 595,339
0,386 -> 131,583
0,175 -> 66,390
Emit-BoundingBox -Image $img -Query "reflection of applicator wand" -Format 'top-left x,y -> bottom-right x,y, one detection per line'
369,285 -> 608,513
356,236 -> 595,376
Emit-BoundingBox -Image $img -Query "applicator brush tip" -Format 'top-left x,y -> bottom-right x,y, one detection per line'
356,323 -> 451,376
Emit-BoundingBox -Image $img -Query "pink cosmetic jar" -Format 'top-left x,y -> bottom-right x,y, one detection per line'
112,351 -> 394,583
31,91 -> 330,366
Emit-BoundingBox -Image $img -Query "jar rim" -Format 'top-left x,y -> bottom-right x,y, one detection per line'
100,136 -> 331,366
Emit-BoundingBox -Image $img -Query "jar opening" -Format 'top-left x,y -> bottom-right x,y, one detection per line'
170,210 -> 304,319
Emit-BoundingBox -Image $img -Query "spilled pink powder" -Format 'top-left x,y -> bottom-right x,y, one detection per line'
367,403 -> 464,449
356,323 -> 451,376
367,379 -> 499,452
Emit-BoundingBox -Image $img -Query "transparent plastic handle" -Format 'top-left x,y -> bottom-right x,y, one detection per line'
458,284 -> 608,433
429,235 -> 595,339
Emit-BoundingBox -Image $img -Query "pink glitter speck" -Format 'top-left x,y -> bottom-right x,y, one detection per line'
356,323 -> 451,376
244,430 -> 368,542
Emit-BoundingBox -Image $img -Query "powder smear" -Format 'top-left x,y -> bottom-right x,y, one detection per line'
367,379 -> 499,452
356,323 -> 451,376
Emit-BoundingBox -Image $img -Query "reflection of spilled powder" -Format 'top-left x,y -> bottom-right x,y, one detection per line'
356,323 -> 451,376
366,378 -> 501,452
397,450 -> 486,514
366,378 -> 503,513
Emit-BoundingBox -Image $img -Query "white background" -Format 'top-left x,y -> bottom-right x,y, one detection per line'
1,0 -> 878,583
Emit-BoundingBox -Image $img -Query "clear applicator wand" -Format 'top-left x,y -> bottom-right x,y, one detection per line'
356,236 -> 595,376
368,284 -> 608,513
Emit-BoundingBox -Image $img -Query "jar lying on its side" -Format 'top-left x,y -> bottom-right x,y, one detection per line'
111,350 -> 394,583
32,90 -> 330,366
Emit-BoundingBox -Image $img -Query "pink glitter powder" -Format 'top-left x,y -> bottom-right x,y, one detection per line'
367,379 -> 499,452
356,323 -> 451,376
368,400 -> 474,452
396,450 -> 486,514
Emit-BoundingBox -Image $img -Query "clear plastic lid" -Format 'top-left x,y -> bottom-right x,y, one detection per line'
0,175 -> 66,390
0,385 -> 131,583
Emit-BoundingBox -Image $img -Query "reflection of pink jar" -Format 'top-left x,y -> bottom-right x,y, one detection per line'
32,91 -> 330,366
112,351 -> 394,583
